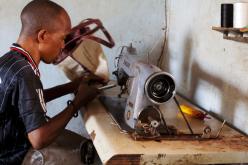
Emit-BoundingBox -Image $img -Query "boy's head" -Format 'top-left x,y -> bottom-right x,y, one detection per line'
20,0 -> 71,63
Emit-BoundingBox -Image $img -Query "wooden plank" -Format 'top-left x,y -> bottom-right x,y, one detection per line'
212,26 -> 242,33
107,154 -> 141,165
212,26 -> 248,43
81,88 -> 248,164
212,27 -> 246,33
223,36 -> 248,43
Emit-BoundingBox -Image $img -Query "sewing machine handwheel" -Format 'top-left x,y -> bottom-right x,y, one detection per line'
80,140 -> 96,164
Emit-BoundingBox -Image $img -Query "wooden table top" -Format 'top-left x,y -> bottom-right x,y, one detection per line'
81,88 -> 248,165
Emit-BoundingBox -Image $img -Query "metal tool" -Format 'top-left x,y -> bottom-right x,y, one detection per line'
98,83 -> 116,91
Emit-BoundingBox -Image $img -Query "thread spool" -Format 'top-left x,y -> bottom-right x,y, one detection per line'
234,2 -> 248,28
221,4 -> 233,28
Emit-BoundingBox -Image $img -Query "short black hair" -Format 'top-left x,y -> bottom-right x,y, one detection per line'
20,0 -> 67,36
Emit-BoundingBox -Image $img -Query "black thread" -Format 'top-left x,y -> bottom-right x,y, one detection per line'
221,4 -> 233,27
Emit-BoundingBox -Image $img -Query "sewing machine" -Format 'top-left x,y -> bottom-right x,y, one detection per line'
112,45 -> 176,137
99,45 -> 225,140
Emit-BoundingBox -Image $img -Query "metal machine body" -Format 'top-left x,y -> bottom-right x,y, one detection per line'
113,46 -> 176,137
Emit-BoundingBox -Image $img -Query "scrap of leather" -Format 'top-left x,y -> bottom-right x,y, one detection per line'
58,40 -> 109,81
54,18 -> 114,82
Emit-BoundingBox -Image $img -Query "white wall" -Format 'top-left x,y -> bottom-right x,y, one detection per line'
165,0 -> 248,134
0,0 -> 166,135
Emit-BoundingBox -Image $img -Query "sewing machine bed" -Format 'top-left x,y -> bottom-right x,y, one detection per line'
81,89 -> 248,165
98,96 -> 134,133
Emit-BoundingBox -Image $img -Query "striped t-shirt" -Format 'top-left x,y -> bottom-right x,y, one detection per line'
0,43 -> 47,165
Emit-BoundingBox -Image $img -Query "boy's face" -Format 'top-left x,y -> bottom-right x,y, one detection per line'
39,12 -> 71,64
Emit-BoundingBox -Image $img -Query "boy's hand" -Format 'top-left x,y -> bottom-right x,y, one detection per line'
72,83 -> 100,110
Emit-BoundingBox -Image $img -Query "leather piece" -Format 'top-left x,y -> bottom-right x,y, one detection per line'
57,40 -> 109,81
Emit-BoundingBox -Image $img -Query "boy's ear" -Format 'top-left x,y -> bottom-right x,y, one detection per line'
37,29 -> 48,43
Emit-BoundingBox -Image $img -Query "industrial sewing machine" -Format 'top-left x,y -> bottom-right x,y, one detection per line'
112,45 -> 176,137
99,45 -> 225,140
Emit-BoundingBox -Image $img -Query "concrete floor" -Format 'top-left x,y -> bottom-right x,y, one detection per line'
22,129 -> 102,165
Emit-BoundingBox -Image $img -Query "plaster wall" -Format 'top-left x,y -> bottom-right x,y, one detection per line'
165,0 -> 248,134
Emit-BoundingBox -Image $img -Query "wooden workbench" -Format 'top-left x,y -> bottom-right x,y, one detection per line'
81,88 -> 248,165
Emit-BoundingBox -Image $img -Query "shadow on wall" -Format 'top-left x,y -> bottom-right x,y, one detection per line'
182,34 -> 193,90
178,33 -> 248,135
